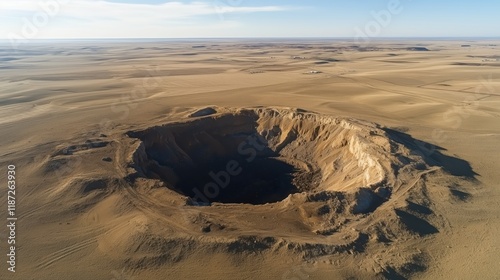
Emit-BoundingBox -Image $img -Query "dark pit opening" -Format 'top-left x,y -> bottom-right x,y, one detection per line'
129,113 -> 307,205
175,156 -> 299,205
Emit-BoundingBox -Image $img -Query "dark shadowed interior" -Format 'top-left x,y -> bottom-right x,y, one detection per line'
128,113 -> 306,205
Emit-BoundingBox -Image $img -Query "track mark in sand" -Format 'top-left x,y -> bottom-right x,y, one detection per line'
367,167 -> 442,216
18,202 -> 49,220
36,238 -> 97,269
120,184 -> 193,232
394,167 -> 441,199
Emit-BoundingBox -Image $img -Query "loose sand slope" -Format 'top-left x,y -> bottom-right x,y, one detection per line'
0,40 -> 498,279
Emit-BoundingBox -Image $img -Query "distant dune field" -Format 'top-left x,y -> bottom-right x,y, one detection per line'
0,40 -> 499,280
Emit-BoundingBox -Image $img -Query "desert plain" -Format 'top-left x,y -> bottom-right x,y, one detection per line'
0,39 -> 499,279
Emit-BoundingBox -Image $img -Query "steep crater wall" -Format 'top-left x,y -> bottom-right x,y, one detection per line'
127,108 -> 409,210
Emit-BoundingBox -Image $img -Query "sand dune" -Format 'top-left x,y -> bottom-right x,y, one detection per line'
0,40 -> 499,279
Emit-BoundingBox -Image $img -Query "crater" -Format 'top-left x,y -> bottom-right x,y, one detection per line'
127,107 -> 406,209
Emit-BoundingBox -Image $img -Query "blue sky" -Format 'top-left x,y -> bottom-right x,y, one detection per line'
1,0 -> 499,39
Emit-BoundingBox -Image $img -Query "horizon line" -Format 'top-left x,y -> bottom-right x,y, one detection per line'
1,36 -> 499,42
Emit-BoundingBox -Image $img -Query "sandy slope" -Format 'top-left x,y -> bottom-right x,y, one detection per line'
0,40 -> 499,280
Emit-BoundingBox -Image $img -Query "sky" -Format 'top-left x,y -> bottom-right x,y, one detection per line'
1,0 -> 499,40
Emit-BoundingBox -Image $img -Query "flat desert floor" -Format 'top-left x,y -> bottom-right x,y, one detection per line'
1,40 -> 499,279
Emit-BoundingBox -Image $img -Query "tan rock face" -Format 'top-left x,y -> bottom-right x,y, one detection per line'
126,107 -> 425,210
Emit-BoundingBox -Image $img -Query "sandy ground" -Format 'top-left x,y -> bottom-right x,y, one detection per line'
0,39 -> 499,279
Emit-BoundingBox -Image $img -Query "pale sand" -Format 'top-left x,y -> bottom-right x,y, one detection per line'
0,40 -> 499,279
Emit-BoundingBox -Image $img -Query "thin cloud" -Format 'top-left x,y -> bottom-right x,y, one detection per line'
0,1 -> 293,20
0,0 -> 298,39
